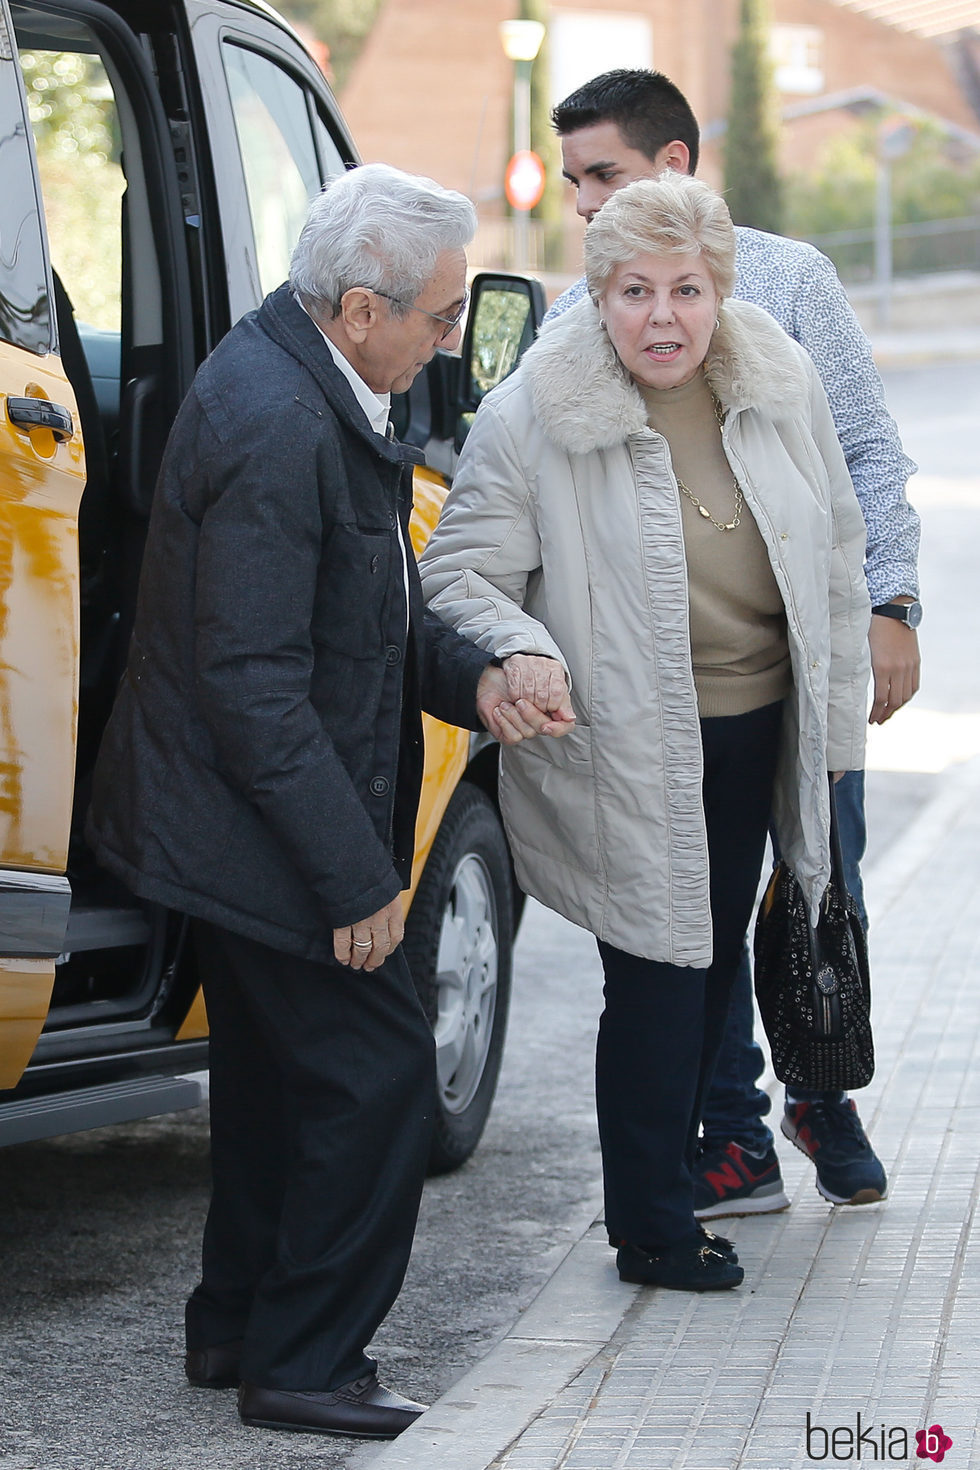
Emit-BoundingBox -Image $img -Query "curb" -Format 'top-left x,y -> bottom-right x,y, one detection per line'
363,756 -> 980,1470
364,1214 -> 630,1470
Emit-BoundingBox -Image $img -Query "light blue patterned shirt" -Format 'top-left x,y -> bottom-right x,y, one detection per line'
543,226 -> 920,604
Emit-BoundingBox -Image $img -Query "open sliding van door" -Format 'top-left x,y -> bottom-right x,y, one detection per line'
0,0 -> 83,1086
0,0 -> 201,1129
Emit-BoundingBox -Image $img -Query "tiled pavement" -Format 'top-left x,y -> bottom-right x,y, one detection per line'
367,752 -> 980,1470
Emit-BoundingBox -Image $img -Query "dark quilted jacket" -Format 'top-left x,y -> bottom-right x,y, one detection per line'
87,285 -> 490,961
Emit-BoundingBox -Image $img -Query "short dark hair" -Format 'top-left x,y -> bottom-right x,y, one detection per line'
551,69 -> 700,175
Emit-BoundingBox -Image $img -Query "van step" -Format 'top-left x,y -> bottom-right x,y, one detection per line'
0,1074 -> 205,1146
62,906 -> 151,954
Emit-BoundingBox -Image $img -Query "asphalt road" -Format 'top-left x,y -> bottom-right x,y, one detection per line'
0,358 -> 976,1470
0,904 -> 606,1470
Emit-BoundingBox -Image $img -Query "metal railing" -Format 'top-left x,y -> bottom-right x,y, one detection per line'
803,214 -> 980,283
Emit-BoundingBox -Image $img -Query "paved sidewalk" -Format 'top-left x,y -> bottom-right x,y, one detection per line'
870,325 -> 980,369
366,754 -> 980,1470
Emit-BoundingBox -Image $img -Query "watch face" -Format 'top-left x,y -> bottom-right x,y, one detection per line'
906,601 -> 923,628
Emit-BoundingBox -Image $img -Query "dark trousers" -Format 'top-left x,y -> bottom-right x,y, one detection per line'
595,701 -> 783,1250
185,920 -> 435,1391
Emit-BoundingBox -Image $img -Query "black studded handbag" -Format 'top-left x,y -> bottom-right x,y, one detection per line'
753,778 -> 874,1092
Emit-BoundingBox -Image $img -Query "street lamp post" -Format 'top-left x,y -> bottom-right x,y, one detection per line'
875,117 -> 915,330
499,18 -> 545,270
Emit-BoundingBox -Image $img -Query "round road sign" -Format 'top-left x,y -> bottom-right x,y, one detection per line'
505,150 -> 546,211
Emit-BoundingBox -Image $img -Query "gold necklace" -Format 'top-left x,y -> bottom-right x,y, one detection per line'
675,391 -> 742,531
676,474 -> 743,531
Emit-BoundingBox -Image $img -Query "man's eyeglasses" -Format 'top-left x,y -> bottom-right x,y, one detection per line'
372,288 -> 470,342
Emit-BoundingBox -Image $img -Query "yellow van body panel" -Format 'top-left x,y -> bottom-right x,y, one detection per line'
175,986 -> 208,1041
0,343 -> 85,874
0,345 -> 84,1086
0,958 -> 56,1088
405,466 -> 470,907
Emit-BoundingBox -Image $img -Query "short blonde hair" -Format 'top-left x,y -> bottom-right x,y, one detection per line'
584,172 -> 737,300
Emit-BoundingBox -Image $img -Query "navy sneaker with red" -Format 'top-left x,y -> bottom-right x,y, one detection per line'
693,1140 -> 790,1219
781,1096 -> 887,1205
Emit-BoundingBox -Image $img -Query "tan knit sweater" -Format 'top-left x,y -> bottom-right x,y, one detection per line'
640,370 -> 791,717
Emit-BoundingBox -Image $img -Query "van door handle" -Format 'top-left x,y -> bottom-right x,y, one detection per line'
6,395 -> 75,442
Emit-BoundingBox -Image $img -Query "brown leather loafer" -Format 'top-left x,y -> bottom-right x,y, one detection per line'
184,1339 -> 243,1388
238,1373 -> 426,1438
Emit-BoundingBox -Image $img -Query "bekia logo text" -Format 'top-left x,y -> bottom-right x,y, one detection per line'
806,1413 -> 953,1461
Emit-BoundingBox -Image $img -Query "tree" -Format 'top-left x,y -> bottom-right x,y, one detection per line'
724,0 -> 783,234
276,0 -> 382,91
784,115 -> 980,279
20,48 -> 123,327
523,0 -> 563,271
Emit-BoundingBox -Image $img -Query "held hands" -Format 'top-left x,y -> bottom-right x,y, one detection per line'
476,655 -> 576,746
868,617 -> 921,725
334,896 -> 405,971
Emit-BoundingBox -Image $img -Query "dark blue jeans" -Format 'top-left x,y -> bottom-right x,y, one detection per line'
700,769 -> 868,1154
596,703 -> 783,1249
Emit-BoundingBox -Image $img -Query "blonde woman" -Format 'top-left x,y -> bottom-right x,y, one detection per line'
421,173 -> 869,1292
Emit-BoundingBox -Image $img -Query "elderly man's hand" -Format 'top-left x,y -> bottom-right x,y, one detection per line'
476,658 -> 576,745
335,897 -> 405,971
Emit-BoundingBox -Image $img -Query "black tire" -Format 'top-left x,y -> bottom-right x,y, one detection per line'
403,781 -> 514,1174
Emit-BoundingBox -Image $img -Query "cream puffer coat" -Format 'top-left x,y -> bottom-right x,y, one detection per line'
421,296 -> 870,966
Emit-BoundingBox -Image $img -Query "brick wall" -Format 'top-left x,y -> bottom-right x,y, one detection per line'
338,0 -> 980,271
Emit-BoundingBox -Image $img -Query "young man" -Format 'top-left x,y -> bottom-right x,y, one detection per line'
547,69 -> 921,1217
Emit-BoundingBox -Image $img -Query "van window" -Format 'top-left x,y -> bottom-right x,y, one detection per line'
0,32 -> 49,352
223,42 -> 344,296
20,44 -> 122,334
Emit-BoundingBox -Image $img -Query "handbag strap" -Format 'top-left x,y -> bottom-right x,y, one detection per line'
827,775 -> 850,896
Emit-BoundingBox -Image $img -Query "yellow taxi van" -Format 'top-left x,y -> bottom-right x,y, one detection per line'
0,0 -> 542,1170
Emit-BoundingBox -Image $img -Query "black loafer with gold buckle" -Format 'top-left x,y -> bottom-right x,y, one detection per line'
617,1233 -> 744,1291
698,1225 -> 738,1262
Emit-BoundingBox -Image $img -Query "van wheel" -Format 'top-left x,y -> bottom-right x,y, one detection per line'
404,782 -> 514,1175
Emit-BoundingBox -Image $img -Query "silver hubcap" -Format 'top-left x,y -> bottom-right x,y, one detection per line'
432,853 -> 499,1115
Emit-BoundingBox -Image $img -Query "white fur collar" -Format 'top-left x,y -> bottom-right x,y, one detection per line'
523,295 -> 810,456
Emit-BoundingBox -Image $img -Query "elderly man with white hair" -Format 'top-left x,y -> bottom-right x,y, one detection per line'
87,163 -> 571,1440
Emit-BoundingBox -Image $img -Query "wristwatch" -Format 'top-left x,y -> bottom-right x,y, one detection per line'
871,600 -> 922,629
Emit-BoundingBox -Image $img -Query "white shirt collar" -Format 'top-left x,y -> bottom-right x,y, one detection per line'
295,295 -> 391,437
